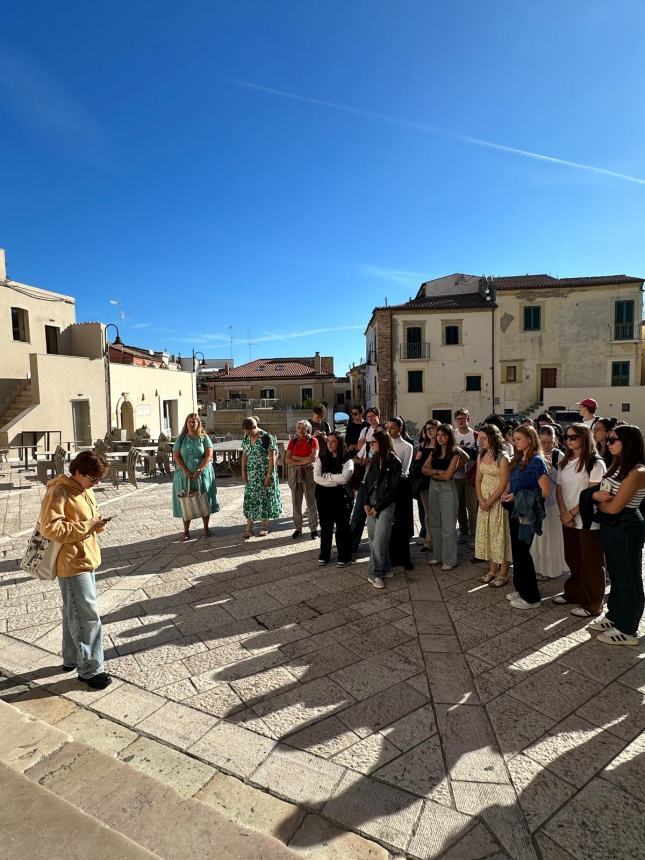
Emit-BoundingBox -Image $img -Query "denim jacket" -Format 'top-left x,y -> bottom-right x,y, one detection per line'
512,488 -> 545,543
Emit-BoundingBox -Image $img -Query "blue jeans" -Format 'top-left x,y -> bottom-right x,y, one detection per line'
367,504 -> 395,580
351,483 -> 368,551
58,571 -> 104,679
428,480 -> 458,567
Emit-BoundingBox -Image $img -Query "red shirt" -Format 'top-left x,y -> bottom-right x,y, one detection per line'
288,436 -> 319,457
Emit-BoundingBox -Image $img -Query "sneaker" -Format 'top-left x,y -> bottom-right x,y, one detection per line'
596,629 -> 639,647
552,595 -> 568,605
317,558 -> 329,566
337,561 -> 350,568
510,597 -> 541,610
368,576 -> 385,589
588,616 -> 614,632
428,558 -> 441,565
441,564 -> 456,571
80,673 -> 112,690
505,591 -> 519,601
292,529 -> 302,539
62,664 -> 76,672
571,606 -> 594,618
311,531 -> 318,539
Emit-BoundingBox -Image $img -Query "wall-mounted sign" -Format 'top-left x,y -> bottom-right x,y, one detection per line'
136,404 -> 152,417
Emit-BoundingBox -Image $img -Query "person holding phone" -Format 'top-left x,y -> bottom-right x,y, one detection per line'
38,450 -> 112,690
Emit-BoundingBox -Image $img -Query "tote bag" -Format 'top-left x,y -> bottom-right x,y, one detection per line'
177,474 -> 211,521
20,528 -> 62,581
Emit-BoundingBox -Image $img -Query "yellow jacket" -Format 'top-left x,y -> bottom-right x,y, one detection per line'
39,475 -> 101,577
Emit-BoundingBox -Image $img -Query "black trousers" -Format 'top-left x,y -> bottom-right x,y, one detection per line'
601,510 -> 645,635
316,485 -> 352,564
509,516 -> 541,604
389,477 -> 413,567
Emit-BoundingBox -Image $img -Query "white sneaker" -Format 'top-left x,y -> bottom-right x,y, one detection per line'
368,576 -> 385,589
596,628 -> 639,647
588,616 -> 614,632
428,558 -> 441,565
441,564 -> 456,571
505,591 -> 519,601
510,597 -> 541,610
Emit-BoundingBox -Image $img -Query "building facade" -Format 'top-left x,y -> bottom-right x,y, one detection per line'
364,272 -> 644,428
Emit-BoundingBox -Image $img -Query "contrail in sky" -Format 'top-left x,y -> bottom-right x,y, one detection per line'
235,80 -> 645,187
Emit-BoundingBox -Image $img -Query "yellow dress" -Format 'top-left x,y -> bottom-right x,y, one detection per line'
475,458 -> 512,564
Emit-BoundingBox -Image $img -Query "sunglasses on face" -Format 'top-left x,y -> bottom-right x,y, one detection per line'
565,434 -> 580,440
607,436 -> 620,444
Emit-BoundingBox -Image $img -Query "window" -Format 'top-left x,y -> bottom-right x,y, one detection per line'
611,361 -> 630,387
407,371 -> 423,393
443,323 -> 461,345
228,390 -> 241,400
11,307 -> 29,342
523,306 -> 542,331
466,375 -> 481,391
432,409 -> 452,424
614,300 -> 635,340
260,388 -> 276,399
505,365 -> 517,383
336,393 -> 344,405
45,325 -> 59,354
622,403 -> 631,412
404,326 -> 425,359
301,387 -> 313,406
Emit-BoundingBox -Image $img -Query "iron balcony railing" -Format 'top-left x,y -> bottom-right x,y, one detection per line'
400,342 -> 430,359
613,323 -> 635,341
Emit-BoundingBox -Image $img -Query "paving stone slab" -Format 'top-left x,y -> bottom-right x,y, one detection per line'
323,770 -> 424,854
523,714 -> 627,788
55,708 -> 138,756
616,657 -> 645,693
506,753 -> 576,831
601,732 -> 645,802
576,679 -> 645,741
508,662 -> 603,722
341,624 -> 414,659
287,812 -> 389,858
373,735 -> 451,805
425,652 -> 479,704
556,639 -> 642,685
284,642 -> 360,683
283,715 -> 362,758
136,700 -> 215,749
330,650 -> 419,701
92,683 -> 166,727
438,822 -> 509,860
379,703 -> 437,752
0,700 -> 71,773
410,600 -> 453,635
407,803 -> 478,860
337,682 -> 429,739
533,832 -> 577,860
10,689 -> 79,724
252,745 -> 347,810
435,704 -> 509,784
252,676 -> 355,739
118,735 -> 214,797
485,694 -> 557,760
188,681 -> 248,717
451,781 -> 537,860
332,732 -> 401,775
188,718 -> 275,777
256,603 -> 320,629
542,777 -> 645,860
418,633 -> 461,653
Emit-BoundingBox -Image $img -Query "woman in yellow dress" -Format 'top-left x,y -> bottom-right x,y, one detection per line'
475,424 -> 512,587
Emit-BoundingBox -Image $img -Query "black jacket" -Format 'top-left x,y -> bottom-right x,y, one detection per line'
364,452 -> 402,513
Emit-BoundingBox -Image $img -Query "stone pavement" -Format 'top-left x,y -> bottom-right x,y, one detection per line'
0,472 -> 644,859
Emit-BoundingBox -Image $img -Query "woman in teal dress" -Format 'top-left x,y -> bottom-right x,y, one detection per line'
241,416 -> 282,538
172,413 -> 219,540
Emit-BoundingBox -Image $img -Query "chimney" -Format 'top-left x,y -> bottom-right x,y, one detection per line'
0,249 -> 6,281
314,351 -> 321,374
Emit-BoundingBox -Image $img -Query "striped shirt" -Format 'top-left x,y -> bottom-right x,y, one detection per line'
605,472 -> 645,509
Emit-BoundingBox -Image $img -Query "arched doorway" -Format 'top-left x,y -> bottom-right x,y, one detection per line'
120,401 -> 135,439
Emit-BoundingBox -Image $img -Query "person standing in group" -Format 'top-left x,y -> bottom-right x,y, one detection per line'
531,425 -> 569,581
453,408 -> 479,541
553,423 -> 606,617
426,424 -> 464,571
39,451 -> 112,690
350,406 -> 380,550
285,420 -> 319,540
578,398 -> 599,430
475,425 -> 512,587
502,426 -> 551,610
594,418 -> 617,467
172,413 -> 219,541
387,417 -> 415,571
591,425 -> 645,646
363,430 -> 402,588
314,432 -> 354,566
345,405 -> 368,456
241,417 -> 282,538
414,419 -> 439,550
310,404 -> 331,451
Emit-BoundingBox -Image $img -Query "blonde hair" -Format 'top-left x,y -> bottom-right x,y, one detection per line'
179,413 -> 206,439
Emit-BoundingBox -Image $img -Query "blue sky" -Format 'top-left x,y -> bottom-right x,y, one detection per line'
1,2 -> 644,374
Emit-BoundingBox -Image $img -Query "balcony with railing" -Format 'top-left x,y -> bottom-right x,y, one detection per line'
400,342 -> 430,360
612,322 -> 637,341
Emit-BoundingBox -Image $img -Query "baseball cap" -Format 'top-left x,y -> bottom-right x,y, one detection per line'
576,398 -> 597,410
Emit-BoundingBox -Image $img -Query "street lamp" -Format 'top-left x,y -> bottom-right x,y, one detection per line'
104,324 -> 122,434
190,350 -> 207,411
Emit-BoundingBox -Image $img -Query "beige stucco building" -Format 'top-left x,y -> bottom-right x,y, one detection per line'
363,272 -> 644,429
0,249 -> 196,449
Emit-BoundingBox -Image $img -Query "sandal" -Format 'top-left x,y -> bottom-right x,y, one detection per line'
242,528 -> 253,540
259,520 -> 269,536
480,571 -> 496,584
488,576 -> 508,588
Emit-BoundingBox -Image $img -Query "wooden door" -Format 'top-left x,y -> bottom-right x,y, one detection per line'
540,368 -> 557,401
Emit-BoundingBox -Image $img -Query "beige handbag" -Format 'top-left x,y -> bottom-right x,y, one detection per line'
177,474 -> 211,520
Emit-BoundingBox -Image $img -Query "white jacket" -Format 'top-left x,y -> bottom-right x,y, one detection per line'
314,457 -> 354,487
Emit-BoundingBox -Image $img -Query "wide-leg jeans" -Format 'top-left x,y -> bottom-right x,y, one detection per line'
58,571 -> 104,679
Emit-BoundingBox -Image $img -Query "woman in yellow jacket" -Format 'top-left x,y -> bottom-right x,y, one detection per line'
39,450 -> 112,689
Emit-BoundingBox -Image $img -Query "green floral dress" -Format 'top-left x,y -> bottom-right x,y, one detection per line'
242,432 -> 282,520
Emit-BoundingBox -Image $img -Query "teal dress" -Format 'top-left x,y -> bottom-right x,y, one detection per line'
242,432 -> 282,520
172,434 -> 219,519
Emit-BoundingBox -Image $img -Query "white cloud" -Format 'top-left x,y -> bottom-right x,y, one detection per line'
359,265 -> 426,285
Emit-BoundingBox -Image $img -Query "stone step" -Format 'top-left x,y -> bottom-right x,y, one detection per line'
0,761 -> 160,859
0,698 -> 299,859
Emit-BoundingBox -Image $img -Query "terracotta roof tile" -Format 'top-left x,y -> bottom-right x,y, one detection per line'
493,274 -> 642,290
384,293 -> 495,311
216,358 -> 334,379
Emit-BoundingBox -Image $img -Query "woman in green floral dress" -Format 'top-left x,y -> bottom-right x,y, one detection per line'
241,417 -> 282,537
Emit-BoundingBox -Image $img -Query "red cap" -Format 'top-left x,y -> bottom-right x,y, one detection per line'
576,398 -> 597,410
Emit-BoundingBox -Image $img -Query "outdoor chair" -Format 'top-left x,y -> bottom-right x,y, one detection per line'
36,445 -> 66,486
94,439 -> 108,456
108,447 -> 139,489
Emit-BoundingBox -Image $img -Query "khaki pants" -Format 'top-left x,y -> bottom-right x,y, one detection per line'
288,466 -> 318,532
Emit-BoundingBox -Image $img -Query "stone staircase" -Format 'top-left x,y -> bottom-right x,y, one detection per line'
0,696 -> 300,860
0,379 -> 35,431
